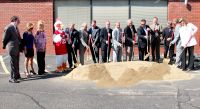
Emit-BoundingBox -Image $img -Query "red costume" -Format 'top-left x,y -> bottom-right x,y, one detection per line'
54,30 -> 67,55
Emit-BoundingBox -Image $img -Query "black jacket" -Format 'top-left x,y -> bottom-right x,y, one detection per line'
100,27 -> 113,49
88,26 -> 101,48
124,25 -> 137,46
137,25 -> 151,48
150,24 -> 162,43
2,24 -> 20,54
162,27 -> 174,46
65,28 -> 79,48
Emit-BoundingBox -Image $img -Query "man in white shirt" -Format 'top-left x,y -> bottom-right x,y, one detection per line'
179,18 -> 198,71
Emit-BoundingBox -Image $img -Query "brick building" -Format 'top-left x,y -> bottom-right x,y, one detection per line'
0,0 -> 199,55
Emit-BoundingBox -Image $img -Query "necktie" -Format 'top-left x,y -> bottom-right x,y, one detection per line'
117,29 -> 119,42
68,30 -> 72,44
144,27 -> 148,36
130,26 -> 134,38
154,25 -> 159,37
171,31 -> 174,39
16,27 -> 21,38
107,28 -> 109,39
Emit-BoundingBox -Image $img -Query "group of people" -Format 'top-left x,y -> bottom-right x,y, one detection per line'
53,17 -> 198,72
22,21 -> 47,77
2,15 -> 198,83
2,16 -> 47,83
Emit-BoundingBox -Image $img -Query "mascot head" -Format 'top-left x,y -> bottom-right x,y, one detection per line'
54,18 -> 63,30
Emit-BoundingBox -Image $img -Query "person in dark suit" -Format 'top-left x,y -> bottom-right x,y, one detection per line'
162,21 -> 175,65
65,23 -> 79,69
150,17 -> 162,63
2,16 -> 21,83
88,20 -> 101,63
100,21 -> 113,63
79,23 -> 89,65
137,19 -> 151,61
124,19 -> 137,61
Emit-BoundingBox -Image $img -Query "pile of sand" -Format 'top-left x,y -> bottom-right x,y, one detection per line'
64,61 -> 193,88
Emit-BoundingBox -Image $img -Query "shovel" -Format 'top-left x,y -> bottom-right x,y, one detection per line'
144,35 -> 151,60
72,48 -> 81,67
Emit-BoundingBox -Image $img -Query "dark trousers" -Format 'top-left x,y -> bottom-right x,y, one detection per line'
138,47 -> 149,61
79,45 -> 86,65
125,46 -> 134,61
90,44 -> 99,63
101,45 -> 111,63
164,44 -> 174,61
10,54 -> 20,80
67,44 -> 77,68
151,39 -> 160,61
37,51 -> 46,74
181,46 -> 194,70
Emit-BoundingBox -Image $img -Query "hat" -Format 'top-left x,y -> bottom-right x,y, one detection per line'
54,18 -> 63,30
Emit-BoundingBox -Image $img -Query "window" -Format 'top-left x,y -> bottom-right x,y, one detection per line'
93,0 -> 129,28
54,0 -> 90,29
131,0 -> 168,28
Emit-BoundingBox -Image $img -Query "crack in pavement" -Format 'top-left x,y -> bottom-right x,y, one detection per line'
177,88 -> 181,109
186,95 -> 200,109
188,103 -> 200,109
0,91 -> 46,109
176,88 -> 200,109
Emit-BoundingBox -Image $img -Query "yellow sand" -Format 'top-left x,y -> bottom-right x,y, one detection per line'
64,60 -> 193,88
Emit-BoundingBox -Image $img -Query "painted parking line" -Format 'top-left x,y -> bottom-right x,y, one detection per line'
0,55 -> 10,74
0,56 -> 49,75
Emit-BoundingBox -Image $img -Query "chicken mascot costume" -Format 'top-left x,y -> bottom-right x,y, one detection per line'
53,18 -> 68,72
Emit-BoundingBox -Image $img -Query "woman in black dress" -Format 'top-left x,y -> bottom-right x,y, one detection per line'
23,23 -> 36,77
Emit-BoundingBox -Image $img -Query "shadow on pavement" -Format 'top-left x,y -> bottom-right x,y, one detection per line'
194,59 -> 200,71
19,70 -> 73,82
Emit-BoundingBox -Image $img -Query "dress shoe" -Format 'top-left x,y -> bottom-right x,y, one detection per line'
9,79 -> 20,83
187,69 -> 193,72
30,70 -> 37,75
168,61 -> 173,65
177,65 -> 182,69
182,69 -> 187,71
38,71 -> 48,75
43,71 -> 48,74
156,60 -> 161,63
38,73 -> 43,75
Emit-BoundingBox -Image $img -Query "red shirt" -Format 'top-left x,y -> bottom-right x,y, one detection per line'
54,30 -> 67,55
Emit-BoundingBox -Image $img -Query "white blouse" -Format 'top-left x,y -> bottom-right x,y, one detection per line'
179,23 -> 198,47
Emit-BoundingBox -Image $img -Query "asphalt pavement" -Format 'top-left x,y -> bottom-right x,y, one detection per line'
1,54 -> 200,109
